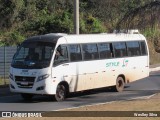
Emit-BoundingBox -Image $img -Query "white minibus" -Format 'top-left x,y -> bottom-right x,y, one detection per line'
9,31 -> 149,101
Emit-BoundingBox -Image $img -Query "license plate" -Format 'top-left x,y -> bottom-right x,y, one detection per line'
21,82 -> 29,85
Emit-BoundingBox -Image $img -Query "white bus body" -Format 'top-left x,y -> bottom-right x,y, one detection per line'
9,33 -> 149,101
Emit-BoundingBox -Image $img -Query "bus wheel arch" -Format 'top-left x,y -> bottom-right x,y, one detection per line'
54,81 -> 69,102
115,75 -> 125,92
118,74 -> 126,83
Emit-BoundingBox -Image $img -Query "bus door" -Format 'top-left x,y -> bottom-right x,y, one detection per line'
67,44 -> 83,92
52,45 -> 77,92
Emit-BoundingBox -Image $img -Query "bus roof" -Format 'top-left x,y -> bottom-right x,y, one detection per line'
24,33 -> 66,43
63,33 -> 146,44
24,33 -> 146,44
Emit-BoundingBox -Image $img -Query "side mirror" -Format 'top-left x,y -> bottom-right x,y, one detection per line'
17,43 -> 20,49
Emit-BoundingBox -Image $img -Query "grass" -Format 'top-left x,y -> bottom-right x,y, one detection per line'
0,77 -> 9,86
142,26 -> 160,39
147,37 -> 160,65
141,26 -> 160,65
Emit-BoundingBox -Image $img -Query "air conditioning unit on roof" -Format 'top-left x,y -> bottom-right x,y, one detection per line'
113,29 -> 140,34
46,33 -> 68,36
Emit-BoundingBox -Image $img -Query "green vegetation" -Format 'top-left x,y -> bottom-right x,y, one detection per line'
0,0 -> 159,46
0,0 -> 107,46
0,0 -> 160,65
140,24 -> 160,64
0,77 -> 9,85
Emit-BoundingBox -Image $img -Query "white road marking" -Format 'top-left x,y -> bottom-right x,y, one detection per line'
126,93 -> 156,100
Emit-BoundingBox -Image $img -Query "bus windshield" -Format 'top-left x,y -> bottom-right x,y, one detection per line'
12,41 -> 55,69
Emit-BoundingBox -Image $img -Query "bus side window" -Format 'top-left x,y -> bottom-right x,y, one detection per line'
140,41 -> 147,55
69,44 -> 82,61
82,44 -> 99,60
113,42 -> 127,58
126,41 -> 141,56
53,45 -> 69,66
98,43 -> 112,59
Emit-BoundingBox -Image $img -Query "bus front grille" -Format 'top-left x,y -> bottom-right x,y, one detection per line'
15,76 -> 35,88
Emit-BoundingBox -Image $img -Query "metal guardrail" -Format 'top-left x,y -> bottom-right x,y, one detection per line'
0,46 -> 17,85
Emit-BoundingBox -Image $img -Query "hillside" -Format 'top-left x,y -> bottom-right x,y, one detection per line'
0,0 -> 160,64
148,40 -> 160,64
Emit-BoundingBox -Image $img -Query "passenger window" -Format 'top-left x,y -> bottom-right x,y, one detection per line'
113,42 -> 127,57
82,44 -> 99,60
140,41 -> 147,55
69,44 -> 82,61
53,45 -> 68,65
98,43 -> 112,59
126,41 -> 141,56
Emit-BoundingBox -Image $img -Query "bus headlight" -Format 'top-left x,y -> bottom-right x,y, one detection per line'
37,74 -> 49,82
9,73 -> 14,81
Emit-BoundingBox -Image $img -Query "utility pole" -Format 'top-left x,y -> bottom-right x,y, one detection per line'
74,0 -> 79,34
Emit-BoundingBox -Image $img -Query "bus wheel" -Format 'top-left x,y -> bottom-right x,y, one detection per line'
55,84 -> 66,102
21,93 -> 33,101
115,76 -> 125,92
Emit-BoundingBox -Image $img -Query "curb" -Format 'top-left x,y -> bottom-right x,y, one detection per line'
149,67 -> 160,72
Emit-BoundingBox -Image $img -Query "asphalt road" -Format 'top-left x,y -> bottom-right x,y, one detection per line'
0,71 -> 160,111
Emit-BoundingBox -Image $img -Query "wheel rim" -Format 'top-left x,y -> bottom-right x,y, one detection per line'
116,77 -> 124,92
118,80 -> 123,88
57,85 -> 65,100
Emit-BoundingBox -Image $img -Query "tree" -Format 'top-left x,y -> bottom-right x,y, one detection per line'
0,0 -> 15,30
116,0 -> 160,30
0,0 -> 160,46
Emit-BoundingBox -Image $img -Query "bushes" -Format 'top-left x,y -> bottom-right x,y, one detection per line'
0,10 -> 106,46
0,31 -> 25,46
80,14 -> 106,34
0,0 -> 159,46
141,24 -> 160,52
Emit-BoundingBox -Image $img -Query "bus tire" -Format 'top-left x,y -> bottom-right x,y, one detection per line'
21,93 -> 33,101
115,76 -> 125,92
55,84 -> 66,102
